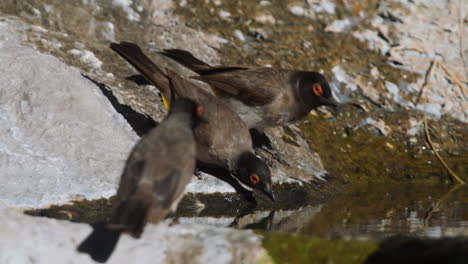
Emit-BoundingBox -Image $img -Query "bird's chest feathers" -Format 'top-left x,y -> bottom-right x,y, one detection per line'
224,98 -> 264,127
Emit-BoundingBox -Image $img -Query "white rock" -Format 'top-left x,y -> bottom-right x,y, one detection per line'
308,0 -> 336,14
68,49 -> 103,69
353,29 -> 390,55
219,10 -> 231,19
0,18 -> 138,208
254,12 -> 276,24
325,19 -> 351,33
416,103 -> 443,119
332,65 -> 347,83
385,1 -> 467,122
360,118 -> 390,136
186,173 -> 235,193
0,206 -> 267,264
100,21 -> 115,42
112,0 -> 140,21
385,81 -> 400,101
233,29 -> 245,42
407,118 -> 421,136
332,65 -> 357,91
215,36 -> 229,44
289,5 -> 305,16
370,67 -> 380,78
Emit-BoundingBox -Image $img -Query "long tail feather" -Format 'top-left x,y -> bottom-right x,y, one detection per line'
78,186 -> 152,262
160,49 -> 211,73
77,223 -> 122,263
110,42 -> 172,106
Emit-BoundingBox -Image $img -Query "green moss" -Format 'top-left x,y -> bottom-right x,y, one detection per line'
259,231 -> 377,264
298,109 -> 468,185
170,1 -> 468,185
299,183 -> 468,238
24,198 -> 113,223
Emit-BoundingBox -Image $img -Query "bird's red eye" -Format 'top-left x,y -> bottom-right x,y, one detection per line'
250,173 -> 260,184
196,106 -> 203,117
312,83 -> 323,96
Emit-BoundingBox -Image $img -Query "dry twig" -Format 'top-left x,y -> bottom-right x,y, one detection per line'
424,184 -> 462,227
415,60 -> 437,104
437,61 -> 467,98
419,60 -> 465,185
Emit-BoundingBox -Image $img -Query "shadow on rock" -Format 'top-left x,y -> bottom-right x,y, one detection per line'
83,74 -> 157,136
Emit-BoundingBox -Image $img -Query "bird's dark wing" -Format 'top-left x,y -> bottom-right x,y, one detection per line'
165,68 -> 213,103
112,146 -> 147,211
160,49 -> 250,74
194,68 -> 281,106
160,48 -> 279,106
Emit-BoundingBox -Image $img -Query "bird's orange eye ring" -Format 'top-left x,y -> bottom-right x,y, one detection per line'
312,83 -> 323,96
249,173 -> 260,184
196,106 -> 204,117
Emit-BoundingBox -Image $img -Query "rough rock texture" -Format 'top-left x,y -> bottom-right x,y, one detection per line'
359,0 -> 467,121
0,18 -> 138,208
0,0 -> 330,187
258,125 -> 327,182
0,0 -> 466,262
0,205 -> 269,264
0,16 -> 243,208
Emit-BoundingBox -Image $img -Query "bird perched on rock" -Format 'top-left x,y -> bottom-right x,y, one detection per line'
160,49 -> 338,130
110,42 -> 275,203
77,98 -> 204,263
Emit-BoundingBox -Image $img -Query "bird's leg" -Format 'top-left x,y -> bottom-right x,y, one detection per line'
228,206 -> 256,228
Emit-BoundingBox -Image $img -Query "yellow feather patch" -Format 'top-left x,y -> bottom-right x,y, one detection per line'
161,93 -> 170,110
209,86 -> 220,96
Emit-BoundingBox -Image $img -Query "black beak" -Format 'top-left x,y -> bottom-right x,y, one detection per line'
319,97 -> 338,109
262,189 -> 276,201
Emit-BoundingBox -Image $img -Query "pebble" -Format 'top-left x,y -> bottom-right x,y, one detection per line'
325,19 -> 351,33
289,5 -> 305,16
233,30 -> 245,42
219,10 -> 231,19
255,12 -> 276,24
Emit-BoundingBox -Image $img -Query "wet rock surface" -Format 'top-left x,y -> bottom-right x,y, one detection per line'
0,204 -> 268,264
1,0 -> 467,263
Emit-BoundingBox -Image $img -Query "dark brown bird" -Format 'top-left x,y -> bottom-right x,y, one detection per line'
110,42 -> 274,203
77,98 -> 203,263
160,49 -> 338,130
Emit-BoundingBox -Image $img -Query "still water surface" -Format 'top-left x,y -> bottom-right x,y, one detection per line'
179,183 -> 468,240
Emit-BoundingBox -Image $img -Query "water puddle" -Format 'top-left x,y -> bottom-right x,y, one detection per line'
180,183 -> 468,240
26,183 -> 467,240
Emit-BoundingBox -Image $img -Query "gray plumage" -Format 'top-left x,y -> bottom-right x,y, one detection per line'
78,98 -> 199,263
160,49 -> 337,130
110,42 -> 274,202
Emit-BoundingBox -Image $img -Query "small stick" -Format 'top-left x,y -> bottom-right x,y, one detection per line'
424,184 -> 462,227
415,60 -> 438,104
419,60 -> 465,185
423,112 -> 465,184
437,61 -> 467,99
